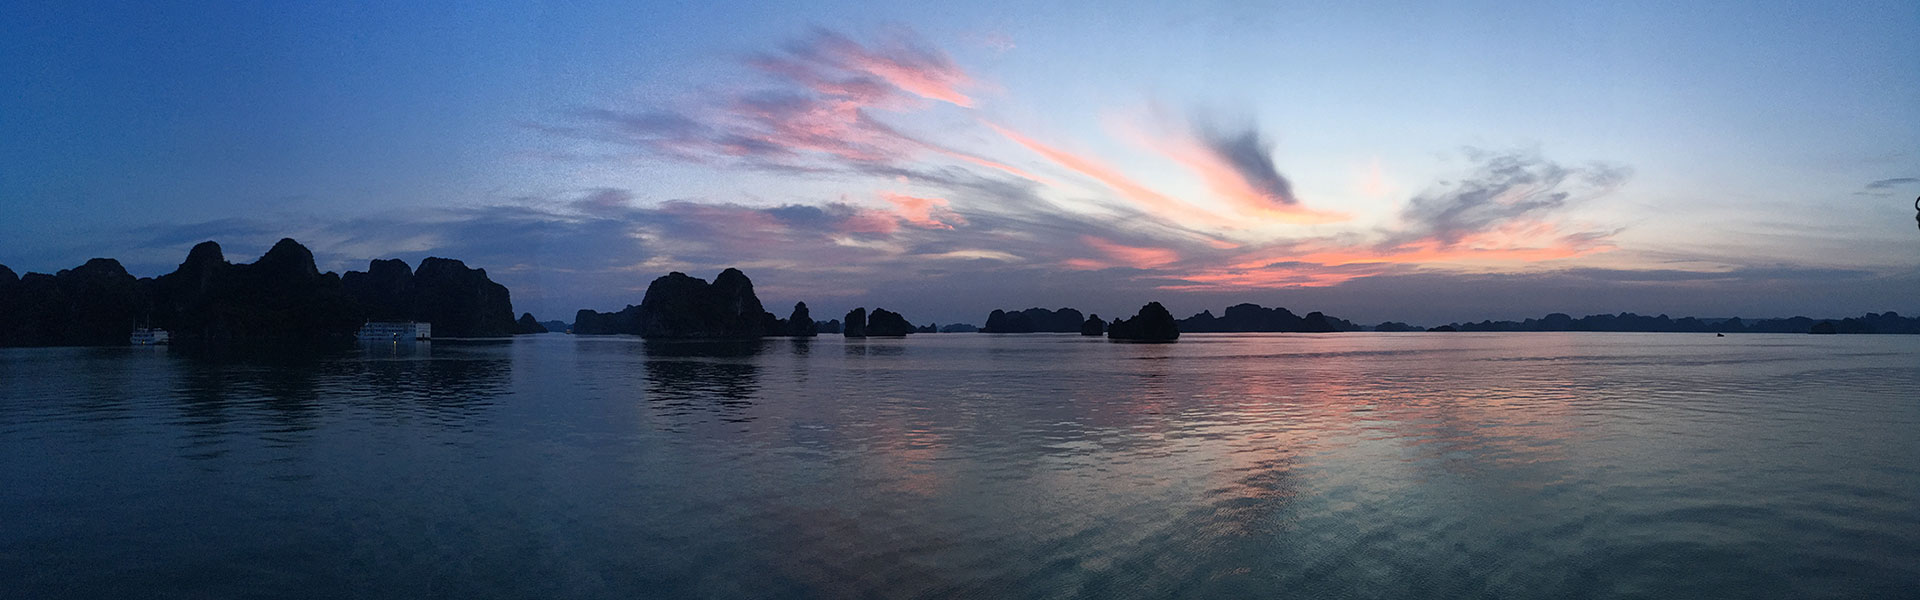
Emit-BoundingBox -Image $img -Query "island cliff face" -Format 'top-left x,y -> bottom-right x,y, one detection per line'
1108,302 -> 1179,342
843,308 -> 868,338
785,302 -> 817,337
1080,314 -> 1106,336
0,239 -> 524,347
512,313 -> 548,334
1178,303 -> 1355,333
156,239 -> 364,342
834,306 -> 917,337
866,308 -> 914,336
0,258 -> 142,346
983,307 -> 1085,333
572,268 -> 776,339
341,256 -> 516,337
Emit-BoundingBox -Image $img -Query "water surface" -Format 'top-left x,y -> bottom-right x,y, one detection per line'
3,333 -> 1917,598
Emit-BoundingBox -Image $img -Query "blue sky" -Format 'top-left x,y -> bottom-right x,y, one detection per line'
3,0 -> 1917,325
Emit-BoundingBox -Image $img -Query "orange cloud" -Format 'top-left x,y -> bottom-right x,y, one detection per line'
926,145 -> 1053,184
807,29 -> 975,107
986,122 -> 1236,228
1162,219 -> 1614,290
1159,265 -> 1375,291
1155,135 -> 1349,225
853,57 -> 973,107
1080,235 -> 1180,268
1232,220 -> 1613,270
837,209 -> 901,234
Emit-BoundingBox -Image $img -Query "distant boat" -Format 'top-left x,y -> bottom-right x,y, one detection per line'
357,321 -> 432,342
130,328 -> 170,345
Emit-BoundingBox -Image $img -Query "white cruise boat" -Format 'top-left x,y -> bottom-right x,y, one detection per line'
357,321 -> 432,342
130,328 -> 170,345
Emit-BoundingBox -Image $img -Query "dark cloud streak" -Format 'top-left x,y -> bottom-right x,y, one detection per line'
1392,149 -> 1628,247
1196,123 -> 1298,206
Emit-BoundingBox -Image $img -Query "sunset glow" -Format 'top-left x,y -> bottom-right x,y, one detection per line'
3,2 -> 1913,326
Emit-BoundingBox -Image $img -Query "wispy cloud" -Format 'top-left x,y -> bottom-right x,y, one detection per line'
511,29 -> 1658,311
783,28 -> 975,107
880,192 -> 966,230
1393,149 -> 1627,247
985,121 -> 1238,229
1148,150 -> 1626,291
1859,177 -> 1919,196
558,27 -> 992,178
1069,235 -> 1182,270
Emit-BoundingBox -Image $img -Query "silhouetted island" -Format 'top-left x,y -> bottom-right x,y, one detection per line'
0,238 -> 522,347
983,307 -> 1085,333
939,323 -> 978,333
1108,302 -> 1179,342
1179,303 -> 1358,333
843,308 -> 868,337
784,302 -> 817,337
512,313 -> 548,334
342,255 -> 516,337
1429,312 -> 1920,334
1080,314 -> 1106,336
836,306 -> 916,337
0,257 -> 145,346
867,308 -> 914,336
573,268 -> 781,338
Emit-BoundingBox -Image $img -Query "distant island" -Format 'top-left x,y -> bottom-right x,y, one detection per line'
1178,303 -> 1356,333
982,307 -> 1085,333
1108,302 -> 1179,342
5,249 -> 1916,348
1413,312 -> 1920,334
980,303 -> 1355,335
0,239 -> 523,347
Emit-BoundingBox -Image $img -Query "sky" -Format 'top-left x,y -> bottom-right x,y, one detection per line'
3,0 -> 1918,326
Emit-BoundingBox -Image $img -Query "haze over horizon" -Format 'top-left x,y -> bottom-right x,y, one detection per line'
4,1 -> 1917,326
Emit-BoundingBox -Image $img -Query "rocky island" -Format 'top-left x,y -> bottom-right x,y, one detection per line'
1080,314 -> 1105,336
838,306 -> 917,337
0,238 -> 521,346
512,313 -> 548,334
1178,303 -> 1356,333
866,308 -> 914,337
982,307 -> 1085,333
573,268 -> 780,338
1108,302 -> 1180,342
342,255 -> 516,337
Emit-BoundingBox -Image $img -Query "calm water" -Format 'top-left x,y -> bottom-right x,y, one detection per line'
3,333 -> 1917,599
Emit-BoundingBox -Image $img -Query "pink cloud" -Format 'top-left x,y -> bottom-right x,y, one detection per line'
986,122 -> 1237,228
1080,235 -> 1180,268
1154,133 -> 1350,224
880,192 -> 966,230
837,210 -> 902,235
1159,265 -> 1377,291
800,29 -> 975,107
